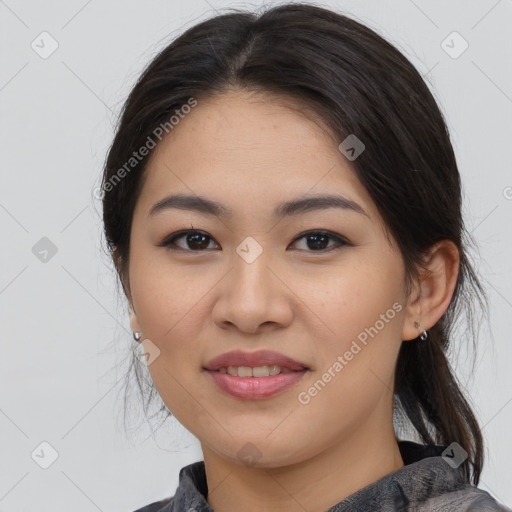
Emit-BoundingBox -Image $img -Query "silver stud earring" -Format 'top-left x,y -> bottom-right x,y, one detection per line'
414,321 -> 428,341
133,331 -> 142,342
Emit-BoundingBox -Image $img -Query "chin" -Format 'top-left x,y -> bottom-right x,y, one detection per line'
212,436 -> 311,469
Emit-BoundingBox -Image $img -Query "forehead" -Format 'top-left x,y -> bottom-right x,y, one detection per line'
136,89 -> 381,225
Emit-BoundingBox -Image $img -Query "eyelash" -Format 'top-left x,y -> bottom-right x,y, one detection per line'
157,228 -> 350,253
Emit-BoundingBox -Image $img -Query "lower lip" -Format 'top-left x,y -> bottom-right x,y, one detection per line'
206,370 -> 307,399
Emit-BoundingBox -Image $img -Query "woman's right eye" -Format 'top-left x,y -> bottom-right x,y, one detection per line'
158,230 -> 220,252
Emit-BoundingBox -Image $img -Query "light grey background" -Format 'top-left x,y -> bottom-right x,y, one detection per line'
0,0 -> 511,510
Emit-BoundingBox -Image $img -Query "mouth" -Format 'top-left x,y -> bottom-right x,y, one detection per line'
203,350 -> 309,400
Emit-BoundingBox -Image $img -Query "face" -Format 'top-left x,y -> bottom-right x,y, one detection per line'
127,89 -> 410,468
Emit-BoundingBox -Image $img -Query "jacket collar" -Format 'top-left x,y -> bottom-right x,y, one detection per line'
165,441 -> 469,511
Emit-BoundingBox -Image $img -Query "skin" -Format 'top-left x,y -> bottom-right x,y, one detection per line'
124,89 -> 460,512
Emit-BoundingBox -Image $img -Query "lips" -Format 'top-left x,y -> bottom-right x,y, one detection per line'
203,350 -> 309,400
204,349 -> 308,372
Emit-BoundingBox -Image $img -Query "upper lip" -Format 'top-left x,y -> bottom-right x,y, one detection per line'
204,350 -> 308,371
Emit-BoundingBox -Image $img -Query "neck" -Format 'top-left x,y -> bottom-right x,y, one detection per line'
202,414 -> 404,512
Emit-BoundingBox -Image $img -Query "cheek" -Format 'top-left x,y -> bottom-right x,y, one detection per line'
129,247 -> 210,341
313,257 -> 404,346
304,259 -> 404,423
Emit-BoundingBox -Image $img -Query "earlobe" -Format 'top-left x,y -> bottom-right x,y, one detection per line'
400,240 -> 460,341
401,289 -> 424,342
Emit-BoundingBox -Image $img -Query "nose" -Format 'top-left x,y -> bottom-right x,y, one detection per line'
211,246 -> 294,335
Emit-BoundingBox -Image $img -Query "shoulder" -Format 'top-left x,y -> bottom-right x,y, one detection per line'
415,485 -> 511,511
131,496 -> 174,512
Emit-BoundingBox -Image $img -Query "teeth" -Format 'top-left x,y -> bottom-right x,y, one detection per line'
253,365 -> 271,377
238,366 -> 253,377
217,365 -> 295,377
227,366 -> 238,376
269,364 -> 282,376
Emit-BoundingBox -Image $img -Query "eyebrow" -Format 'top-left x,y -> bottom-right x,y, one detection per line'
148,193 -> 369,219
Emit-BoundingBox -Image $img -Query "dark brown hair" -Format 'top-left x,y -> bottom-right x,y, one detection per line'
101,2 -> 488,484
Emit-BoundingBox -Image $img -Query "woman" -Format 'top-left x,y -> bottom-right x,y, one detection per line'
101,3 -> 510,511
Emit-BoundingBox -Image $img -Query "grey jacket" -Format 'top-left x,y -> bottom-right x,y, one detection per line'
132,441 -> 511,511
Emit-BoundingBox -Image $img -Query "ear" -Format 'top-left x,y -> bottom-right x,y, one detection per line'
401,240 -> 460,341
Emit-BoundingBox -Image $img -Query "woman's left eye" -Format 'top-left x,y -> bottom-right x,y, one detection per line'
291,230 -> 349,252
158,229 -> 349,253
